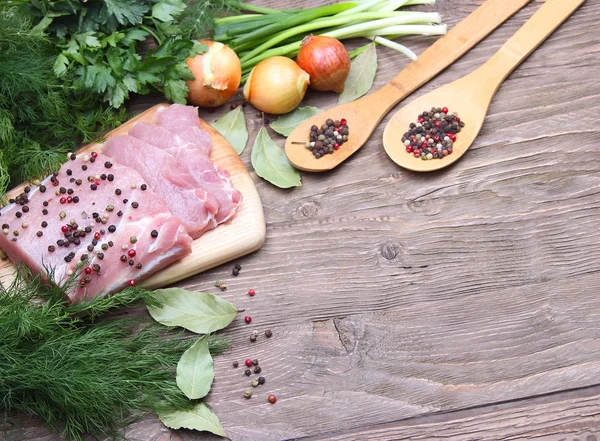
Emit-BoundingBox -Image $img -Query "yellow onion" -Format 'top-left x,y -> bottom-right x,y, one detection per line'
243,56 -> 310,114
186,40 -> 241,107
296,35 -> 350,93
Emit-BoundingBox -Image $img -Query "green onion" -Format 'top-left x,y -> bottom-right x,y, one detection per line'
214,0 -> 446,79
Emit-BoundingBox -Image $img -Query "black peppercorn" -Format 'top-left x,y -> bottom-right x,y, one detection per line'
128,260 -> 134,266
245,369 -> 252,376
141,184 -> 147,191
258,376 -> 265,385
115,189 -> 122,195
90,184 -> 97,190
72,196 -> 79,203
232,361 -> 239,368
151,229 -> 158,238
131,201 -> 138,208
252,359 -> 259,366
36,231 -> 43,237
22,206 -> 29,213
42,209 -> 48,215
254,366 -> 261,374
107,174 -> 114,182
120,255 -> 127,262
104,161 -> 112,168
81,165 -> 87,171
265,329 -> 273,338
39,185 -> 46,193
108,225 -> 116,233
48,245 -> 55,252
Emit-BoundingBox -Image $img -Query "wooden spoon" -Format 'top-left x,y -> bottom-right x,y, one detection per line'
284,0 -> 531,172
383,0 -> 585,172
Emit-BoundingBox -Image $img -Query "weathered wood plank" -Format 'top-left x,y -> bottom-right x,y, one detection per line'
303,386 -> 600,441
7,0 -> 600,440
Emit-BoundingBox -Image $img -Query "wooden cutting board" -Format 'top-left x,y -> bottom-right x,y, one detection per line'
0,104 -> 266,289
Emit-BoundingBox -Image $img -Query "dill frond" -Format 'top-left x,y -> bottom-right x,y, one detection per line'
0,272 -> 228,441
180,0 -> 242,39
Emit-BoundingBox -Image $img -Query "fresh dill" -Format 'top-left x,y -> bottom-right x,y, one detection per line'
0,272 -> 227,441
0,6 -> 128,195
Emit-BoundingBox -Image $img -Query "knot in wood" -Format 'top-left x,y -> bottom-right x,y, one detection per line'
381,242 -> 400,261
298,201 -> 320,218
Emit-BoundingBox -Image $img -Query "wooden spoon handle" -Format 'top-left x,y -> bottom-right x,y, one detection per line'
356,0 -> 532,118
475,0 -> 585,91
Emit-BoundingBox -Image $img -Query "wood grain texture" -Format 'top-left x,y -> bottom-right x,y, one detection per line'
5,0 -> 600,440
0,104 -> 266,289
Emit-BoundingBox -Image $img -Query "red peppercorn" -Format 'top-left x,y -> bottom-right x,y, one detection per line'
244,316 -> 252,324
340,118 -> 347,125
268,395 -> 277,404
333,143 -> 340,150
450,134 -> 457,142
434,136 -> 440,142
406,146 -> 413,153
414,152 -> 421,158
85,267 -> 92,274
245,359 -> 253,367
128,280 -> 136,286
67,196 -> 73,203
95,180 -> 101,186
91,152 -> 98,158
59,197 -> 66,204
248,288 -> 255,297
435,121 -> 441,127
456,117 -> 461,123
94,232 -> 101,240
442,107 -> 448,114
418,118 -> 424,123
61,225 -> 68,232
128,249 -> 136,257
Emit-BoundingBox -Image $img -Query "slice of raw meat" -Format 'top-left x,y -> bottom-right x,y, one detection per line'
0,153 -> 192,302
102,135 -> 219,238
129,122 -> 242,224
155,104 -> 212,155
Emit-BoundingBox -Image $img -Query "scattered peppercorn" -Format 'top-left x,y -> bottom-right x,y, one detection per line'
258,376 -> 266,385
131,202 -> 139,209
233,361 -> 239,368
244,389 -> 252,399
248,288 -> 255,297
244,369 -> 252,376
151,229 -> 159,238
401,107 -> 464,160
252,359 -> 259,366
251,379 -> 259,388
265,329 -> 273,338
254,366 -> 261,374
141,184 -> 147,191
245,316 -> 252,324
245,359 -> 253,368
268,394 -> 277,404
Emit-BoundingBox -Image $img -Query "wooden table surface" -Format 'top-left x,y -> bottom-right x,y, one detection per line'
12,0 -> 600,440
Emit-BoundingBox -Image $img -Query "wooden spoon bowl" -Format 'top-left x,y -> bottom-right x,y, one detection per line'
383,76 -> 486,172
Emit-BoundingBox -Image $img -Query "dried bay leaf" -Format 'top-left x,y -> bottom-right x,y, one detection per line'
211,106 -> 248,154
176,335 -> 214,399
338,43 -> 378,104
159,402 -> 226,437
271,106 -> 322,137
147,288 -> 237,334
251,127 -> 301,188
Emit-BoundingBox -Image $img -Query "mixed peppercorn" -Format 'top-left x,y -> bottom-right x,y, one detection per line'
402,107 -> 465,160
306,118 -> 349,159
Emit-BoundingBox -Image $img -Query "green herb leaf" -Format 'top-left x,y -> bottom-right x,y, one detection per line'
159,402 -> 226,437
152,0 -> 186,22
271,106 -> 322,137
176,336 -> 213,400
251,127 -> 301,188
53,54 -> 69,77
338,43 -> 378,105
211,107 -> 248,154
104,0 -> 150,26
147,288 -> 237,334
163,78 -> 189,104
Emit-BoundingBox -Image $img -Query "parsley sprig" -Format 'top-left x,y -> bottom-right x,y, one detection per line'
26,0 -> 212,107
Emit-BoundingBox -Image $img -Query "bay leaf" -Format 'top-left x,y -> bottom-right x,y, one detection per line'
210,106 -> 248,154
251,127 -> 301,189
338,43 -> 378,105
147,288 -> 237,334
159,402 -> 226,437
176,336 -> 213,399
270,106 -> 322,137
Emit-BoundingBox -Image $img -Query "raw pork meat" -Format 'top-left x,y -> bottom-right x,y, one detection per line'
155,104 -> 212,155
102,135 -> 219,238
0,153 -> 192,302
129,122 -> 242,224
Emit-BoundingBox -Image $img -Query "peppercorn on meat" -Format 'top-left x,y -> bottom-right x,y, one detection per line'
0,153 -> 192,302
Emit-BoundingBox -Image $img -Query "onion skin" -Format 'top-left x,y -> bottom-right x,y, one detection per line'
243,56 -> 310,115
296,35 -> 350,94
186,40 -> 241,107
